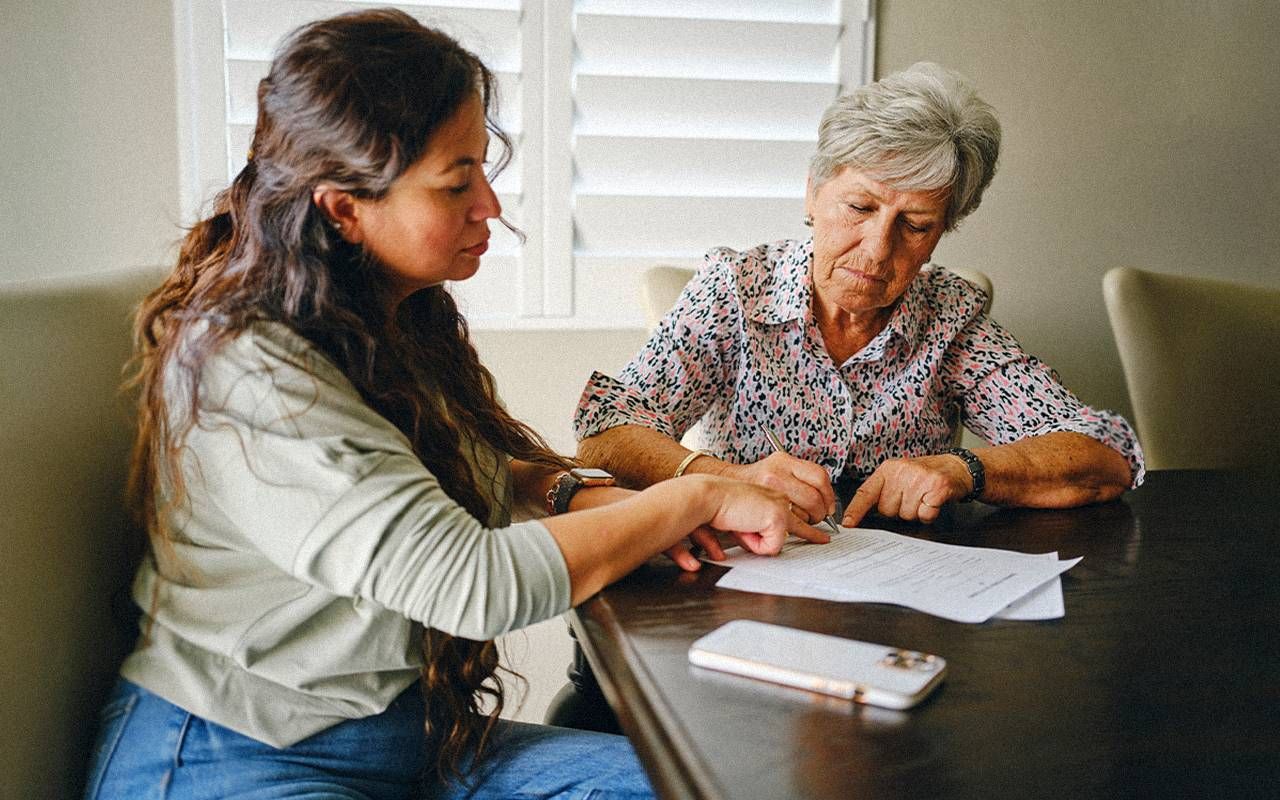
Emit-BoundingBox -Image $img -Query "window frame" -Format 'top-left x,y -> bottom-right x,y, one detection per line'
171,0 -> 875,329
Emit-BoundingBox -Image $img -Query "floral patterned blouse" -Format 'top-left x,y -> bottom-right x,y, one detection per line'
574,238 -> 1145,489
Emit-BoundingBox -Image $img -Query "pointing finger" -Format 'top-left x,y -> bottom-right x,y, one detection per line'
841,471 -> 884,528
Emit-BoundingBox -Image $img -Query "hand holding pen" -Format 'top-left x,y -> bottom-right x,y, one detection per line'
761,428 -> 842,534
762,427 -> 844,532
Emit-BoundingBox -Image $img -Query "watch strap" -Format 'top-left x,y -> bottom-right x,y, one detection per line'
545,469 -> 615,515
546,472 -> 576,516
944,447 -> 985,502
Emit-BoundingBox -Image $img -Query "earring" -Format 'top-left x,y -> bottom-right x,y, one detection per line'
803,214 -> 814,227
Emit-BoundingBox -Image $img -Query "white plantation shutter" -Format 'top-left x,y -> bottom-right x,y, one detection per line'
566,0 -> 873,327
174,0 -> 874,328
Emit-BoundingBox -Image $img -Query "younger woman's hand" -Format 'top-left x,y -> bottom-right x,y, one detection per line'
663,524 -> 726,571
663,475 -> 830,571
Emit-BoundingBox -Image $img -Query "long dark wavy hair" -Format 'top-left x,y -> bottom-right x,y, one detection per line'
126,8 -> 570,782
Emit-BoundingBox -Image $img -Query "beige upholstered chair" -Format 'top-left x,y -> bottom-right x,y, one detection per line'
638,266 -> 704,448
941,267 -> 993,446
949,266 -> 993,314
640,265 -> 698,330
1103,267 -> 1280,470
0,268 -> 159,798
637,263 -> 994,449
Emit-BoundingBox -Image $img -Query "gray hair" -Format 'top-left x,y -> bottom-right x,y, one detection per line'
809,62 -> 1001,231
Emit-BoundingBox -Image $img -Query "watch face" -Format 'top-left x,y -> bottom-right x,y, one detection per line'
571,467 -> 613,481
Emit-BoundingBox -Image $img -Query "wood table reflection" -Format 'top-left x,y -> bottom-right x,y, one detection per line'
571,470 -> 1280,799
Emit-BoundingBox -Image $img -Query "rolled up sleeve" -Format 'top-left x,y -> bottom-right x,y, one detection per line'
944,316 -> 1146,487
574,370 -> 685,440
574,257 -> 740,442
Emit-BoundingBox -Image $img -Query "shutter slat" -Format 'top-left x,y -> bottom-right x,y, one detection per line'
574,75 -> 837,140
576,0 -> 837,24
567,0 -> 870,312
576,136 -> 811,197
576,14 -> 840,82
224,2 -> 521,71
575,195 -> 808,256
490,196 -> 523,255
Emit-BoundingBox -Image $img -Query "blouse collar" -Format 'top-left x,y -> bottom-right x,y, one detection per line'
745,237 -> 928,350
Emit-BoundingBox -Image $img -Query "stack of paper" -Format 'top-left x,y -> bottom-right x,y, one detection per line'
711,527 -> 1080,623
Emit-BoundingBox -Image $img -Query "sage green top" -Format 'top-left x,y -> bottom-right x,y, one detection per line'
120,322 -> 570,747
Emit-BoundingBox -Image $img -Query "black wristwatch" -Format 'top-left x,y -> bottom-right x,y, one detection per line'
943,447 -> 985,502
546,468 -> 616,515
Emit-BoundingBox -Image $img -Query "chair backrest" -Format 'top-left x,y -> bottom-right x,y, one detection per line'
947,265 -> 994,313
1103,267 -> 1280,470
640,265 -> 697,330
0,268 -> 159,799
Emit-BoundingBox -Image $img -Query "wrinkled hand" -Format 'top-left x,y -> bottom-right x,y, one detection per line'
841,454 -> 974,527
719,452 -> 837,529
665,475 -> 830,571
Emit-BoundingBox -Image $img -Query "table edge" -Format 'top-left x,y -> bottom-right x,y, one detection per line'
570,598 -> 726,800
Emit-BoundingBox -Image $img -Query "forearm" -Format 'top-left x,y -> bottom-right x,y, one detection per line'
541,476 -> 719,605
974,431 -> 1132,507
577,424 -> 726,488
508,459 -> 564,519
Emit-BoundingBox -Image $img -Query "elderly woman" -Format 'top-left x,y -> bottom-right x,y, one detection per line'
574,63 -> 1143,558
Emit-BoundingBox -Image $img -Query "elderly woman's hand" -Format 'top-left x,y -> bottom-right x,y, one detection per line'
717,452 -> 838,529
840,454 -> 974,527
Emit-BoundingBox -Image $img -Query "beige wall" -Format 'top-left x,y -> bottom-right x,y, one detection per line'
0,0 -> 181,282
878,0 -> 1280,416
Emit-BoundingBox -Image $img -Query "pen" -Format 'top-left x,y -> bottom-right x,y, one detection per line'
762,427 -> 841,534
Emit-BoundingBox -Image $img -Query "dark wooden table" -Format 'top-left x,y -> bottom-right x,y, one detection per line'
571,470 -> 1280,799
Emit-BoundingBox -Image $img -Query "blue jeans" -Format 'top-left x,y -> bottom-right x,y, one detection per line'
84,679 -> 655,799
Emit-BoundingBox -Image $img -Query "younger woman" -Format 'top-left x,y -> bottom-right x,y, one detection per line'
83,10 -> 824,799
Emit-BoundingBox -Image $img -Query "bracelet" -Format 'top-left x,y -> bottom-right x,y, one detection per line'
943,447 -> 985,502
545,471 -> 571,515
673,449 -> 712,478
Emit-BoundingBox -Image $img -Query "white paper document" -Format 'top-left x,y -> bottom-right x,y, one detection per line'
716,569 -> 1065,621
711,527 -> 1080,624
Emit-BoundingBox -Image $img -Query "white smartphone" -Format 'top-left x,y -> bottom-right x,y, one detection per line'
688,620 -> 946,709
